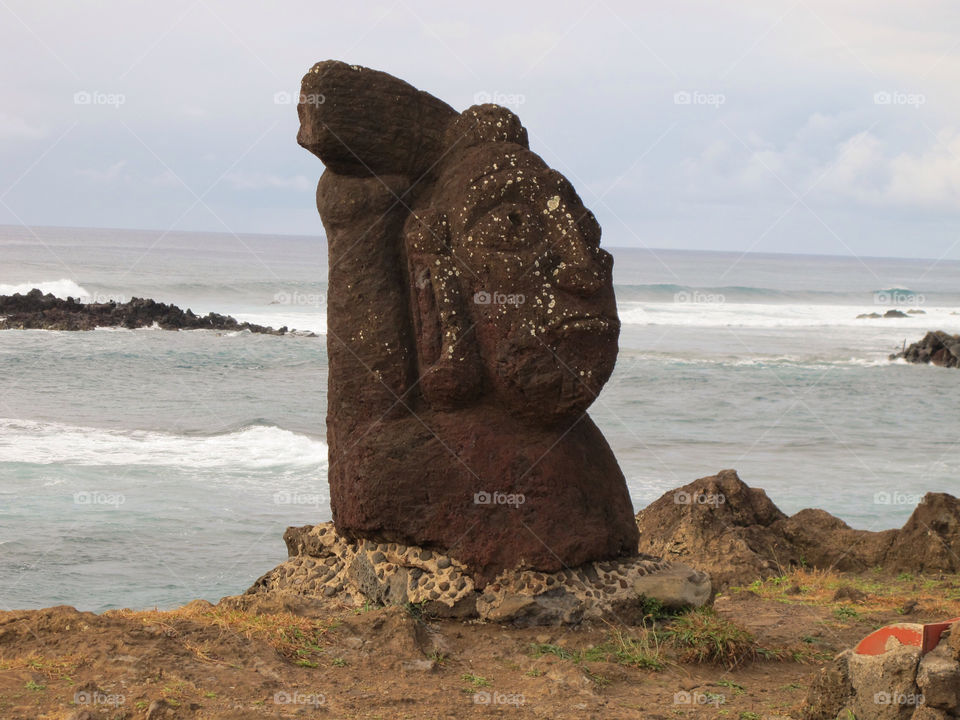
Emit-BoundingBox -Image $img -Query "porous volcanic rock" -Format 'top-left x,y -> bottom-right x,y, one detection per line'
803,623 -> 960,720
892,331 -> 960,367
0,289 -> 298,334
884,492 -> 960,574
236,523 -> 710,626
637,470 -> 960,589
635,469 -> 800,590
298,60 -> 638,582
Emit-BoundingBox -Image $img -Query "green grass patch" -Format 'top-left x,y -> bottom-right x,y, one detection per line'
665,608 -> 757,668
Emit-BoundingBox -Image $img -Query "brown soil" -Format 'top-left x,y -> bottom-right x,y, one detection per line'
3,568 -> 958,720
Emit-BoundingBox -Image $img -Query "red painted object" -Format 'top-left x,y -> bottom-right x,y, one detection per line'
854,618 -> 960,656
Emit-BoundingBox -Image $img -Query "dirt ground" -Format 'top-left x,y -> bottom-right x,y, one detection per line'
1,567 -> 956,720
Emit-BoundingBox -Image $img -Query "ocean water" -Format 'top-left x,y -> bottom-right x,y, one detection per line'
2,224 -> 959,612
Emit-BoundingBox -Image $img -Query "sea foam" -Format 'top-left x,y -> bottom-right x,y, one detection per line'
0,419 -> 328,469
0,278 -> 91,299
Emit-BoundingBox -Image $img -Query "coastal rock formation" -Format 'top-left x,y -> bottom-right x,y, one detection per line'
298,60 -> 637,582
637,470 -> 960,589
858,309 -> 915,319
237,522 -> 710,626
892,331 -> 960,367
0,289 -> 300,334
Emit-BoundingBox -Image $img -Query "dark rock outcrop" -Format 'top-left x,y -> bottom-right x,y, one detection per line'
298,60 -> 638,585
637,470 -> 960,589
0,289 -> 295,334
892,331 -> 960,367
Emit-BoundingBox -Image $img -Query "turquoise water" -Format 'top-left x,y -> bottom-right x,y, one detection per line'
2,225 -> 959,611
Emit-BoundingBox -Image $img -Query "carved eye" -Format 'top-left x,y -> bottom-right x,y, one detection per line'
468,203 -> 539,251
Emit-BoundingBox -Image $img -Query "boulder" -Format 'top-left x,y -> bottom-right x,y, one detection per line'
885,493 -> 960,574
802,650 -> 852,720
916,642 -> 960,713
635,469 -> 797,589
892,331 -> 960,368
636,471 -> 960,588
847,642 -> 922,720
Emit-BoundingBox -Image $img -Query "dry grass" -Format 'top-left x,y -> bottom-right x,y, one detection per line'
0,653 -> 87,679
735,567 -> 960,620
108,604 -> 338,665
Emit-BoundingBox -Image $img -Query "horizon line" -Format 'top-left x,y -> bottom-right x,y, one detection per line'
0,222 -> 953,266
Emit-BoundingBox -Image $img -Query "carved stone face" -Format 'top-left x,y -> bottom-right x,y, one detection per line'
438,144 -> 620,423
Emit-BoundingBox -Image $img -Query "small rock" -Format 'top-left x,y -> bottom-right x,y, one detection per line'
833,585 -> 867,603
917,642 -> 960,712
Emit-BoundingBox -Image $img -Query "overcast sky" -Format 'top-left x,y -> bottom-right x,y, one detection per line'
1,1 -> 959,258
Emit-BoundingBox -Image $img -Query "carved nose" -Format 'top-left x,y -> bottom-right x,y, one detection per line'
554,236 -> 606,296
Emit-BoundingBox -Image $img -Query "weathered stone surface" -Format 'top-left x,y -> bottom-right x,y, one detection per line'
917,642 -> 960,713
637,470 -> 960,588
298,60 -> 638,583
635,469 -> 800,589
241,522 -> 710,625
629,564 -> 711,610
885,493 -> 960,575
847,643 -> 922,720
802,650 -> 852,720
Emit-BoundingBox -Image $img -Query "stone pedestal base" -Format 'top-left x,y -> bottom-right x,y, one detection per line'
242,523 -> 711,625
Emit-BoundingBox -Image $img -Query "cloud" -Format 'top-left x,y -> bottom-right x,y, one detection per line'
75,160 -> 127,182
0,113 -> 45,140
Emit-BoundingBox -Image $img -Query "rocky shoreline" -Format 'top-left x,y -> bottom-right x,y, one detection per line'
890,330 -> 960,367
0,289 -> 309,335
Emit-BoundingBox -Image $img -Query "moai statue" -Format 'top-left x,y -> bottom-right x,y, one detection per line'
298,61 -> 639,584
